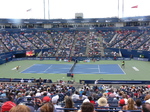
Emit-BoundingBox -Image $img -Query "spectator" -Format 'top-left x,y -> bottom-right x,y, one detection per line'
83,99 -> 90,103
0,89 -> 7,97
20,78 -> 24,83
118,99 -> 125,107
42,96 -> 51,103
24,97 -> 34,108
36,96 -> 51,111
52,95 -> 64,112
63,96 -> 77,112
1,96 -> 16,112
78,102 -> 95,112
142,103 -> 150,112
122,94 -> 128,105
34,96 -> 43,110
97,97 -> 109,108
35,89 -> 41,97
144,94 -> 150,103
28,79 -> 32,83
9,104 -> 30,112
72,91 -> 79,102
88,96 -> 95,105
102,93 -> 108,98
135,99 -> 142,110
39,102 -> 54,112
15,93 -> 24,104
122,98 -> 137,110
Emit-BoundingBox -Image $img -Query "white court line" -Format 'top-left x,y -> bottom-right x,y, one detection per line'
90,72 -> 100,73
36,72 -> 66,74
132,67 -> 139,71
75,68 -> 97,69
27,71 -> 36,73
117,64 -> 126,74
98,65 -> 100,73
44,65 -> 52,72
61,68 -> 71,69
74,72 -> 100,74
74,72 -> 86,74
88,68 -> 98,69
20,64 -> 36,73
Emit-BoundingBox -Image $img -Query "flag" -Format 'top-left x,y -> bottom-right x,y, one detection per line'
131,5 -> 138,8
26,8 -> 32,12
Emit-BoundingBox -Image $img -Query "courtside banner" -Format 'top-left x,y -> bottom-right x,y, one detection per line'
133,57 -> 148,61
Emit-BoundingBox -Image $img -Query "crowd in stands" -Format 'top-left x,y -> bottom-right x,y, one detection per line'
88,32 -> 101,57
73,31 -> 88,57
103,30 -> 150,52
0,29 -> 150,57
12,33 -> 36,50
0,81 -> 150,112
104,51 -> 121,58
35,32 -> 54,49
42,50 -> 55,57
24,32 -> 50,49
0,33 -> 23,52
56,31 -> 75,57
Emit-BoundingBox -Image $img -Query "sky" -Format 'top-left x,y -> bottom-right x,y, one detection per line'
0,0 -> 149,19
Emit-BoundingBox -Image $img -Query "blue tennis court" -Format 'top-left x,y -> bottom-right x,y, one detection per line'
21,64 -> 125,74
73,64 -> 125,74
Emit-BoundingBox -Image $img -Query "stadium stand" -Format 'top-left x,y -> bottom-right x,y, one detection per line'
0,28 -> 149,59
0,16 -> 150,112
0,29 -> 149,59
0,82 -> 149,111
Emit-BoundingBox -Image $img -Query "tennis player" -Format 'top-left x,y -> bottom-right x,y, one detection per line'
121,61 -> 125,68
16,65 -> 20,71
